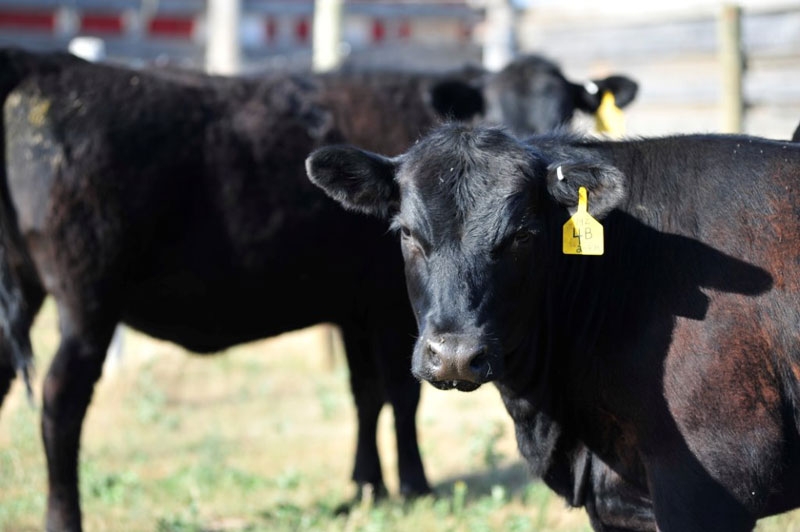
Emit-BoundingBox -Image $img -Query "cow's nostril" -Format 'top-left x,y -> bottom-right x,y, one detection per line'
426,341 -> 443,368
468,348 -> 491,377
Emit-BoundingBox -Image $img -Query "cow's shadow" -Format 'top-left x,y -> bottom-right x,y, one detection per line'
432,461 -> 533,500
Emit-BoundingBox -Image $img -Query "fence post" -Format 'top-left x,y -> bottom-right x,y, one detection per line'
313,0 -> 344,73
206,0 -> 241,75
718,4 -> 743,133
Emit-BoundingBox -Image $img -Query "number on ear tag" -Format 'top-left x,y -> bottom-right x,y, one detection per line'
563,186 -> 604,256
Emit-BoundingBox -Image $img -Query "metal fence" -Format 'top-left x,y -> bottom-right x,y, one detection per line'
0,0 -> 481,71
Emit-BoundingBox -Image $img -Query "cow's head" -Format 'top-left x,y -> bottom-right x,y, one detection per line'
307,124 -> 626,391
429,55 -> 638,136
483,55 -> 638,136
427,56 -> 638,137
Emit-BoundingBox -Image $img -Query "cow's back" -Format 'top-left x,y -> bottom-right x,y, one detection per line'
316,71 -> 441,156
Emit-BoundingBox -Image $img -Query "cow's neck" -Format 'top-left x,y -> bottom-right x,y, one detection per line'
498,138 -> 695,476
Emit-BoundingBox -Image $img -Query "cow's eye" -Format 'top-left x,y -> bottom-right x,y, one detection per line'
400,226 -> 412,237
492,230 -> 534,258
513,231 -> 532,245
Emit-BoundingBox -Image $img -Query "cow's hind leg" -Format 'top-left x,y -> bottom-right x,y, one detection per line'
42,305 -> 115,532
341,326 -> 388,501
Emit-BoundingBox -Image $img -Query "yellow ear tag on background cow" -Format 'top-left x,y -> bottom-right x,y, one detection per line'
562,186 -> 604,256
594,91 -> 625,137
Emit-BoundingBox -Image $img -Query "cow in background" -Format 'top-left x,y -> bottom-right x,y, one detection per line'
321,54 -> 638,145
0,47 -> 637,531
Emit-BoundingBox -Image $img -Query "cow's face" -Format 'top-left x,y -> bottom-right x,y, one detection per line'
307,125 -> 625,391
482,56 -> 639,137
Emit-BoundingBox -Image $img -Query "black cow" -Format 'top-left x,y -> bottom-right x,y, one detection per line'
308,123 -> 800,531
0,48 -> 637,531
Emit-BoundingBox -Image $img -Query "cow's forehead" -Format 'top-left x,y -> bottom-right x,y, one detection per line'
398,126 -> 533,194
395,126 -> 538,237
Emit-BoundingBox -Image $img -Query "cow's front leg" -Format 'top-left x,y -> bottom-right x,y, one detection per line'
583,458 -> 655,532
42,319 -> 113,532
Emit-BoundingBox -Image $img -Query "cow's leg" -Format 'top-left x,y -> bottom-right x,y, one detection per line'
378,329 -> 429,497
387,373 -> 428,496
583,457 -> 655,532
647,460 -> 755,532
340,326 -> 387,500
42,305 -> 115,532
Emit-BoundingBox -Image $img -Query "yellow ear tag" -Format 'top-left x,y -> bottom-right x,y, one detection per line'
562,186 -> 604,256
595,91 -> 625,138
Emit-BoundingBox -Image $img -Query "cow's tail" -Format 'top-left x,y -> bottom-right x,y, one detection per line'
0,239 -> 34,401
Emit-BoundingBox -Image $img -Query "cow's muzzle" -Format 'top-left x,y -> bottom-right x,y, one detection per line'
413,332 -> 499,392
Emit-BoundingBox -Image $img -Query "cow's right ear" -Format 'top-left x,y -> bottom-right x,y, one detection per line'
429,80 -> 485,121
306,145 -> 399,219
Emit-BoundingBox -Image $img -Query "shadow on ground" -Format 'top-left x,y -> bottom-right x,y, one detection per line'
433,460 -> 533,501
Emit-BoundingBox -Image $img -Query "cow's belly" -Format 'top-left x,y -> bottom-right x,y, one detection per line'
120,269 -> 362,353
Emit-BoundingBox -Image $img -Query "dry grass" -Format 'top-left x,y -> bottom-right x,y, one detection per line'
1,299 -> 798,531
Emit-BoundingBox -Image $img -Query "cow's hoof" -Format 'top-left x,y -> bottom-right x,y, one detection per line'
334,482 -> 389,514
399,482 -> 433,499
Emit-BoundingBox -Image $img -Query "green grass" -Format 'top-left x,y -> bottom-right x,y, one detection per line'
1,299 -> 799,531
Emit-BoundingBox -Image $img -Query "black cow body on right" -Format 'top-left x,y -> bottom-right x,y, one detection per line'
308,125 -> 800,531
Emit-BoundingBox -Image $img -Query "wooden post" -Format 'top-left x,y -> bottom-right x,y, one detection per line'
313,0 -> 344,73
718,4 -> 743,133
206,0 -> 241,75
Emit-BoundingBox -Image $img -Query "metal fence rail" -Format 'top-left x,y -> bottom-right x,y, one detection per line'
0,0 -> 481,71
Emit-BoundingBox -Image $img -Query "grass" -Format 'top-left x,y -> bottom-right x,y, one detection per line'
1,299 -> 799,531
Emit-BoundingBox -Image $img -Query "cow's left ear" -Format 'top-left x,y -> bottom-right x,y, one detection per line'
545,161 -> 626,219
306,145 -> 399,219
428,79 -> 485,121
573,75 -> 639,112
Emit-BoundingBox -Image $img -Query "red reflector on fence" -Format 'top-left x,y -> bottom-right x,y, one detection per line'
0,10 -> 56,32
147,16 -> 194,39
80,13 -> 124,35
